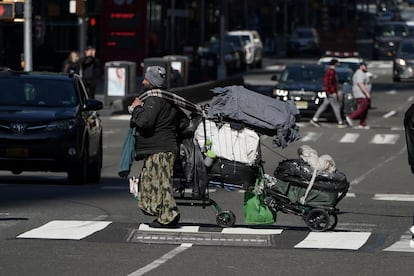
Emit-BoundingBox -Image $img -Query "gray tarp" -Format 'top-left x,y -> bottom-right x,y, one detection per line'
208,85 -> 300,148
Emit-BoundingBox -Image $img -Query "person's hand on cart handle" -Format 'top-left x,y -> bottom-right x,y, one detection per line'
128,97 -> 144,113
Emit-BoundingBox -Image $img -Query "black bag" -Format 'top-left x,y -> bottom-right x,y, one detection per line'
274,159 -> 349,192
209,157 -> 259,189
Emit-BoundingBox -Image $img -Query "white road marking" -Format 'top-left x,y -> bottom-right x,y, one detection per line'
127,243 -> 192,276
17,220 -> 112,240
383,232 -> 414,252
138,224 -> 200,233
110,115 -> 131,121
221,227 -> 282,235
385,90 -> 397,95
373,194 -> 414,202
294,232 -> 371,250
369,134 -> 400,144
300,132 -> 322,142
350,146 -> 406,185
383,110 -> 397,118
339,133 -> 360,143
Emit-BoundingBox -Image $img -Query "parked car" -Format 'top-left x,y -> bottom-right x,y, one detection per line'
372,21 -> 410,60
286,27 -> 320,57
272,63 -> 328,117
227,30 -> 263,68
197,40 -> 241,75
393,38 -> 414,82
211,33 -> 247,71
0,69 -> 103,184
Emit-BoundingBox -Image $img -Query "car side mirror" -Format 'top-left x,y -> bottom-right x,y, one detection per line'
85,99 -> 103,111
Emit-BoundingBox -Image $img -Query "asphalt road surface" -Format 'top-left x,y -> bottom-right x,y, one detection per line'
1,58 -> 414,276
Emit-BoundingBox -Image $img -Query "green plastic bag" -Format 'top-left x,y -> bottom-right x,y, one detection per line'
243,169 -> 275,224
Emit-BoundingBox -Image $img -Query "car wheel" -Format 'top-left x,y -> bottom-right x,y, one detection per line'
393,76 -> 401,82
87,138 -> 102,183
67,145 -> 88,185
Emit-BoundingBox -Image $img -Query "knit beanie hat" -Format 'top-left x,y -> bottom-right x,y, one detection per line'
145,66 -> 166,88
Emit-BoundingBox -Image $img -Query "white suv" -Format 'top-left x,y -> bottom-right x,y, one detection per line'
228,30 -> 263,68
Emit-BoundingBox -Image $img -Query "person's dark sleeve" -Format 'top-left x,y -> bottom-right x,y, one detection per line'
130,97 -> 164,129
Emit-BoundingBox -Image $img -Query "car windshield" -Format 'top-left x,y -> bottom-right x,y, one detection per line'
399,42 -> 414,54
293,30 -> 313,38
376,24 -> 409,37
335,70 -> 352,84
280,66 -> 325,83
0,78 -> 78,107
225,35 -> 242,47
239,35 -> 251,43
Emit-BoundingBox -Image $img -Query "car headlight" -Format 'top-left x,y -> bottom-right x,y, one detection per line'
317,91 -> 327,98
273,88 -> 289,97
396,58 -> 407,66
46,119 -> 77,131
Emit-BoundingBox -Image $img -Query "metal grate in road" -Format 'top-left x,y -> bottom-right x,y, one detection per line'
128,230 -> 274,247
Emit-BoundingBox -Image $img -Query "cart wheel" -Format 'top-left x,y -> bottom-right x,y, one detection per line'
304,208 -> 331,232
216,211 -> 236,228
327,214 -> 338,231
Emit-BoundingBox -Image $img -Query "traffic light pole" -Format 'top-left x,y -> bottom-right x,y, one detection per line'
24,0 -> 32,71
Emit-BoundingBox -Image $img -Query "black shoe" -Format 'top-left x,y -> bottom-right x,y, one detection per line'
149,214 -> 180,228
141,209 -> 156,216
169,214 -> 180,226
149,220 -> 167,228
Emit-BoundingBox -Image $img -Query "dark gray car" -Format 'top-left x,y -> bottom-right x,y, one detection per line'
393,38 -> 414,82
0,69 -> 103,184
372,21 -> 410,60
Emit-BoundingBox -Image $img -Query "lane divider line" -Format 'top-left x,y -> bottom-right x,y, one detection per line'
127,243 -> 192,276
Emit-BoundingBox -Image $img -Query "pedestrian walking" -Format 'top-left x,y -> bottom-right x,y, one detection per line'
62,51 -> 81,74
345,62 -> 371,129
81,46 -> 101,99
310,59 -> 346,128
129,66 -> 189,228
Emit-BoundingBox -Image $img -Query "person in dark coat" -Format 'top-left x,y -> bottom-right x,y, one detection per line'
81,46 -> 100,99
129,66 -> 189,228
62,51 -> 81,74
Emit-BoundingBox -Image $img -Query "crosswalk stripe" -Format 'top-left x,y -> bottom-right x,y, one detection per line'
383,232 -> 414,252
369,134 -> 400,144
221,227 -> 283,235
17,220 -> 112,240
373,194 -> 414,202
294,232 -> 372,250
110,115 -> 131,121
340,133 -> 360,143
300,131 -> 322,142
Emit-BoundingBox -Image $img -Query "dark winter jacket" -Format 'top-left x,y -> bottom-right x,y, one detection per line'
130,96 -> 189,158
81,56 -> 100,81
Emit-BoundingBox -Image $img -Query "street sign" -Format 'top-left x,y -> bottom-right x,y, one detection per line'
0,2 -> 14,20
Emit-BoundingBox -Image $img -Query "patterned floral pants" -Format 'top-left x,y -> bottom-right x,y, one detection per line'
138,151 -> 179,224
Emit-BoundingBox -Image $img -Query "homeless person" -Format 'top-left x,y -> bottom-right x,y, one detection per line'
129,65 -> 189,228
